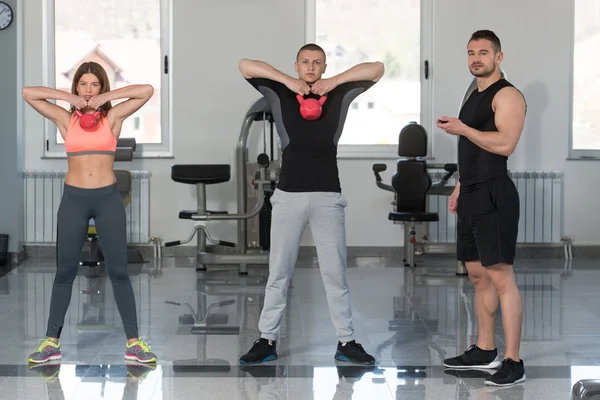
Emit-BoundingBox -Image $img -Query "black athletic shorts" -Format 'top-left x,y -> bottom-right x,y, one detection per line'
456,176 -> 520,267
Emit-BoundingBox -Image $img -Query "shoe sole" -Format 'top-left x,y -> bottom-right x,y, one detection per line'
28,361 -> 62,370
334,354 -> 376,365
485,374 -> 526,387
28,354 -> 62,364
443,360 -> 502,369
125,354 -> 157,363
239,355 -> 277,365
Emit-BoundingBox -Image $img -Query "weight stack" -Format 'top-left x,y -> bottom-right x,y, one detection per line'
259,186 -> 275,250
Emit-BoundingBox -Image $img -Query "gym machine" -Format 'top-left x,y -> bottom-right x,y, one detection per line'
165,98 -> 280,275
373,161 -> 457,267
372,122 -> 458,268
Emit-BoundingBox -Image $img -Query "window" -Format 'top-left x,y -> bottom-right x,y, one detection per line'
44,0 -> 171,157
571,0 -> 600,158
307,0 -> 433,158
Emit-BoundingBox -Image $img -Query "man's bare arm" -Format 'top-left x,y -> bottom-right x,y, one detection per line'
238,59 -> 292,85
332,62 -> 385,85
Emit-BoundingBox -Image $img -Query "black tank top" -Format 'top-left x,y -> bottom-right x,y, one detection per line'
458,78 -> 514,193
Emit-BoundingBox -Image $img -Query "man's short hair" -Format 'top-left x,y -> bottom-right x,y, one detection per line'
296,43 -> 326,62
468,30 -> 502,53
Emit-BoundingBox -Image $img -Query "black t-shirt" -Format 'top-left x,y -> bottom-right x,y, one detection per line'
458,78 -> 522,193
246,77 -> 375,192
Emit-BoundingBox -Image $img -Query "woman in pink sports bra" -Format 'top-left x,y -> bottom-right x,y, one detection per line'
22,61 -> 157,364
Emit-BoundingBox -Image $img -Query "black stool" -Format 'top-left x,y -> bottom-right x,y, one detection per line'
168,164 -> 232,269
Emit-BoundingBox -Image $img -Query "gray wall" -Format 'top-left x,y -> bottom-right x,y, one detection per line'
21,0 -> 600,246
0,0 -> 23,255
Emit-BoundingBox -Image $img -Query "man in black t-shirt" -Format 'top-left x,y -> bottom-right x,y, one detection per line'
436,30 -> 527,387
238,43 -> 384,365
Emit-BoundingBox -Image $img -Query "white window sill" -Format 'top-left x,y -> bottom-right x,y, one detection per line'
566,156 -> 600,161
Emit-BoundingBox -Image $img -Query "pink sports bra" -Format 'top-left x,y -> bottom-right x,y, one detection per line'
64,113 -> 117,156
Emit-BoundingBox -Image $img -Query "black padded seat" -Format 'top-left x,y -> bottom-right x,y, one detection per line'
388,212 -> 439,222
171,164 -> 231,185
390,123 -> 439,224
179,209 -> 228,219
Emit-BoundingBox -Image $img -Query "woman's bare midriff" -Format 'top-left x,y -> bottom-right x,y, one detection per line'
65,154 -> 116,188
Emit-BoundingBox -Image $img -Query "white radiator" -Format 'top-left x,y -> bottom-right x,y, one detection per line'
427,171 -> 564,244
23,170 -> 152,244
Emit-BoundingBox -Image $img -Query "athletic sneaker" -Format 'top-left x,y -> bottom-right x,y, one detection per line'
125,340 -> 157,363
28,339 -> 62,364
239,338 -> 278,364
334,341 -> 376,365
485,358 -> 526,387
443,345 -> 501,369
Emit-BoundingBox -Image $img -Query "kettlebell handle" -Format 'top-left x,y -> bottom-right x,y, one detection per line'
296,94 -> 327,104
75,107 -> 102,115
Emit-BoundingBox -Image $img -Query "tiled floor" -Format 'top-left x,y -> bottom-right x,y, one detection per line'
0,254 -> 598,399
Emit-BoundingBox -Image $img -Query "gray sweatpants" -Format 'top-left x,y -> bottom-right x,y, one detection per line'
259,188 -> 355,342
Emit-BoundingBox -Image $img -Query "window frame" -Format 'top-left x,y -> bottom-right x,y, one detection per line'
42,0 -> 173,158
568,0 -> 600,160
305,0 -> 434,159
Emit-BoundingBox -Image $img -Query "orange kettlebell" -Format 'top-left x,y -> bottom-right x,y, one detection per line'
296,95 -> 327,120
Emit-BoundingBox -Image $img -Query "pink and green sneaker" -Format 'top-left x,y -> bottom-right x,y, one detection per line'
28,339 -> 62,364
125,340 -> 157,363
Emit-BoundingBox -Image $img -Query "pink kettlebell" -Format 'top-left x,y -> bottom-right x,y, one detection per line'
75,109 -> 101,130
296,95 -> 327,120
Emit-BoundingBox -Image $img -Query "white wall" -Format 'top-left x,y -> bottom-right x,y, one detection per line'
21,0 -> 600,247
0,0 -> 24,253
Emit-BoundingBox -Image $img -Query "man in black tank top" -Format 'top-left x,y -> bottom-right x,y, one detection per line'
237,44 -> 385,367
436,31 -> 527,387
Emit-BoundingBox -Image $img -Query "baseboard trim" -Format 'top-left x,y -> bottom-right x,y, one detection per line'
22,243 -> 600,260
8,248 -> 27,265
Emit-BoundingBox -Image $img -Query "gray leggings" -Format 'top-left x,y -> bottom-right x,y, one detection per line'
46,183 -> 138,339
259,189 -> 355,342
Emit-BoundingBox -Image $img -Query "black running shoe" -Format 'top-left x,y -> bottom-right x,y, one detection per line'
334,341 -> 376,365
485,358 -> 526,387
239,338 -> 278,365
443,345 -> 501,369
